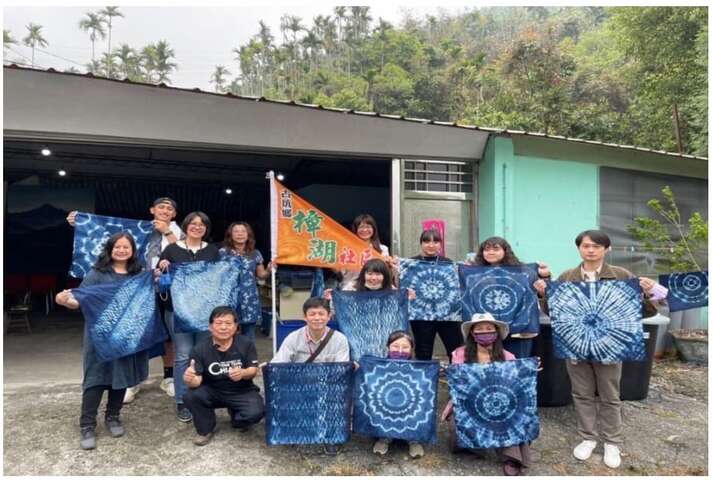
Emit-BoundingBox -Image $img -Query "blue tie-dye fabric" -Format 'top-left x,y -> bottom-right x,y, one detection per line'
547,279 -> 645,362
446,358 -> 539,449
311,268 -> 325,298
170,258 -> 243,333
332,290 -> 409,361
70,212 -> 154,278
459,264 -> 539,334
354,355 -> 439,444
399,259 -> 461,321
73,271 -> 167,362
264,362 -> 353,445
235,256 -> 261,325
659,271 -> 708,312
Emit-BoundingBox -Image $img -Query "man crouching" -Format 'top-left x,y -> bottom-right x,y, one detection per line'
183,306 -> 265,446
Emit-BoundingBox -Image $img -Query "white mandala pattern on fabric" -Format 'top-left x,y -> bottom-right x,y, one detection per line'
668,272 -> 708,305
547,279 -> 645,362
399,259 -> 461,321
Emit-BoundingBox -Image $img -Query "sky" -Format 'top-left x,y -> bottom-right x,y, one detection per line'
3,4 -> 472,91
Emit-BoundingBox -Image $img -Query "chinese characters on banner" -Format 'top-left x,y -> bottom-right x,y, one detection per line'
269,173 -> 383,270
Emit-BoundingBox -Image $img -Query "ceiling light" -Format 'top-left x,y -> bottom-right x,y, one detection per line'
225,188 -> 233,195
276,173 -> 285,181
58,169 -> 67,177
41,148 -> 51,156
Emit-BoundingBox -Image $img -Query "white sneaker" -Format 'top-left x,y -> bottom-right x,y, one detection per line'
372,438 -> 390,455
122,385 -> 140,404
160,378 -> 175,397
603,443 -> 622,469
573,440 -> 597,461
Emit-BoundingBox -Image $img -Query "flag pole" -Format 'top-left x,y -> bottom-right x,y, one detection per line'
268,170 -> 278,356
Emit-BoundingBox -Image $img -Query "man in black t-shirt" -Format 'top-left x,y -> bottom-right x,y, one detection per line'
183,306 -> 265,446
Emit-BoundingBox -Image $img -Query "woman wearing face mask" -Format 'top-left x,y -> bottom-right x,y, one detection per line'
466,236 -> 551,358
441,313 -> 532,476
371,331 -> 425,459
408,229 -> 464,362
157,211 -> 221,424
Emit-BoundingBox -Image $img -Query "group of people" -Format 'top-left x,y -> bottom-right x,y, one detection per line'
56,198 -> 661,476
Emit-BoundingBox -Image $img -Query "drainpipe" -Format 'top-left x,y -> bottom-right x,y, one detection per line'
501,162 -> 507,236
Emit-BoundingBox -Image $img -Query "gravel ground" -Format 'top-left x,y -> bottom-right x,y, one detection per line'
3,359 -> 707,476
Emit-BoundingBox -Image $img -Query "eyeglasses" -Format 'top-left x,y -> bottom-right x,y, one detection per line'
189,223 -> 206,228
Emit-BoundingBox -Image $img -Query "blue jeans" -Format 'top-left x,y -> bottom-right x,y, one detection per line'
165,311 -> 210,406
239,323 -> 256,340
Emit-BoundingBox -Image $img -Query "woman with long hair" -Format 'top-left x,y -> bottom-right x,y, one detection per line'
339,214 -> 395,289
408,228 -> 464,362
466,236 -> 551,358
55,232 -> 149,450
219,221 -> 271,280
158,211 -> 221,423
442,313 -> 532,476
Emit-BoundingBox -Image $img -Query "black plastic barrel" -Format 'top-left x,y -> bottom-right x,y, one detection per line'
532,322 -> 573,407
620,322 -> 659,401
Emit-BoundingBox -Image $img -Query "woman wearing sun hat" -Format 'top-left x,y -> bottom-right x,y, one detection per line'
442,312 -> 532,476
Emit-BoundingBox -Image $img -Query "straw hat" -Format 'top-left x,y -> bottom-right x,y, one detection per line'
460,312 -> 509,340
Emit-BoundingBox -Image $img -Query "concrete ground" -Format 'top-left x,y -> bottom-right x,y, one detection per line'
3,311 -> 708,476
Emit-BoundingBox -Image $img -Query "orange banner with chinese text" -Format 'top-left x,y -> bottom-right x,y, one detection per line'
269,175 -> 382,271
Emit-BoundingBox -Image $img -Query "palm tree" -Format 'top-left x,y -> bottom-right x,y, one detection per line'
210,65 -> 231,92
100,51 -> 119,78
374,18 -> 392,71
78,12 -> 106,63
301,30 -> 321,72
86,59 -> 103,75
22,23 -> 48,67
153,40 -> 177,84
99,6 -> 124,76
140,44 -> 157,82
115,43 -> 140,80
3,29 -> 17,56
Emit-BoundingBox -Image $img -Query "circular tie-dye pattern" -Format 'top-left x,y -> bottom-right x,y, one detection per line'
668,272 -> 708,306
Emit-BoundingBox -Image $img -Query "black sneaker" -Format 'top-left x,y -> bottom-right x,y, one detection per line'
177,405 -> 193,423
79,427 -> 96,450
104,415 -> 125,438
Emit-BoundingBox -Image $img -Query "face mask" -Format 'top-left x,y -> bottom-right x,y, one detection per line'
388,351 -> 411,360
473,332 -> 498,346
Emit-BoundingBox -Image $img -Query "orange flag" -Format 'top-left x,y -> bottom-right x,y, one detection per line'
269,172 -> 382,271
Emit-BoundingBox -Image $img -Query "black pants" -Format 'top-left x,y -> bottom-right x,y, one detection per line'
410,320 -> 464,362
183,384 -> 265,435
80,385 -> 126,429
502,337 -> 534,359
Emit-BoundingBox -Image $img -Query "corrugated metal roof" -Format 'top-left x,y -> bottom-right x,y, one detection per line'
4,64 -> 708,161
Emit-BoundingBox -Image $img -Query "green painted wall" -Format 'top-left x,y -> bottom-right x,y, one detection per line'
480,136 -> 599,277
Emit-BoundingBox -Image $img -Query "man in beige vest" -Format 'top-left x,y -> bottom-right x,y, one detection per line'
535,229 -> 656,469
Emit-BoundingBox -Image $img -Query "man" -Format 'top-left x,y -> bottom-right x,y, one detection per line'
271,296 -> 350,455
67,197 -> 183,402
183,306 -> 264,446
535,229 -> 656,470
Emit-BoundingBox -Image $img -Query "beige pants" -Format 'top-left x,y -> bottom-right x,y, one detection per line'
566,360 -> 623,445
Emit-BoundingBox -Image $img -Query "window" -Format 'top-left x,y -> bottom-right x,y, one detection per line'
404,160 -> 473,193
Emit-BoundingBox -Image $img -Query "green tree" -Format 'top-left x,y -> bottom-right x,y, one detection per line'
115,43 -> 141,80
3,29 -> 17,54
153,40 -> 177,84
22,23 -> 49,67
99,6 -> 124,76
78,11 -> 106,63
210,65 -> 231,92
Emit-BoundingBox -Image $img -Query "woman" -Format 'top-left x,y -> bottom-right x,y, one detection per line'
219,222 -> 272,339
466,236 -> 551,358
55,232 -> 149,451
442,313 -> 532,476
408,229 -> 464,362
326,258 -> 414,297
158,211 -> 221,423
339,214 -> 393,289
372,330 -> 425,459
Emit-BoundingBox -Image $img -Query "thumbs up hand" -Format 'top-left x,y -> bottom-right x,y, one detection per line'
183,359 -> 202,388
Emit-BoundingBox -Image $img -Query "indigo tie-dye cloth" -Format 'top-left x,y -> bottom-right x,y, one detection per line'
459,264 -> 539,334
311,268 -> 325,298
170,258 -> 245,333
659,271 -> 708,312
332,290 -> 409,361
263,362 -> 353,445
236,256 -> 261,325
547,279 -> 645,362
399,259 -> 461,321
446,358 -> 539,449
73,271 -> 167,362
70,212 -> 154,278
354,355 -> 439,444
